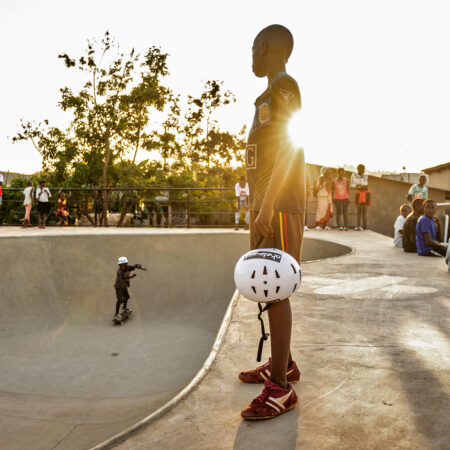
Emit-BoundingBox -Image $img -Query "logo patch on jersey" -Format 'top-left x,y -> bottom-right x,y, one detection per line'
246,144 -> 257,169
258,102 -> 271,124
279,88 -> 294,104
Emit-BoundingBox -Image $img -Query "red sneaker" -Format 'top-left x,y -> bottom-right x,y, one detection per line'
238,358 -> 300,384
241,379 -> 298,420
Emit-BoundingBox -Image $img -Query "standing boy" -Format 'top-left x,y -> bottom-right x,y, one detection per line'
332,167 -> 350,230
407,175 -> 428,204
36,181 -> 51,229
350,164 -> 370,230
240,24 -> 305,420
234,176 -> 250,230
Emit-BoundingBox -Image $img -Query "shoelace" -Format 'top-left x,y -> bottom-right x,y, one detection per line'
251,386 -> 273,407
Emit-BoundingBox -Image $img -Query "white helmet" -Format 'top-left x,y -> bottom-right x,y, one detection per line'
234,248 -> 301,302
117,256 -> 128,265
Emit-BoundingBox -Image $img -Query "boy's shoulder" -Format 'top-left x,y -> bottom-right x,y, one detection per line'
271,74 -> 300,101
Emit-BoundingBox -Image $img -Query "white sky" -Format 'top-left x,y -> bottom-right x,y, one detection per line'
1,0 -> 449,175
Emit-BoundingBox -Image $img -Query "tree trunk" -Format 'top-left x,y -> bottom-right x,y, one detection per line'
102,129 -> 111,226
132,125 -> 141,164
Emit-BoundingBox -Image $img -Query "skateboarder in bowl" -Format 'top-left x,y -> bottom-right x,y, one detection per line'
114,256 -> 144,320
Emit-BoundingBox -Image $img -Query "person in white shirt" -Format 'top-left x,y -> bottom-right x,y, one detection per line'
350,164 -> 370,230
22,180 -> 34,227
36,181 -> 51,229
234,176 -> 249,230
393,203 -> 411,247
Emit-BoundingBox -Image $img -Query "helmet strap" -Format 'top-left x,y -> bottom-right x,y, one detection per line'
256,302 -> 273,362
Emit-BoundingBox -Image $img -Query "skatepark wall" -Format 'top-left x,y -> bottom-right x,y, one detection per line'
0,230 -> 351,450
1,232 -> 351,326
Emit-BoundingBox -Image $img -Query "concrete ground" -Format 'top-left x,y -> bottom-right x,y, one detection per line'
0,227 -> 349,450
116,230 -> 450,450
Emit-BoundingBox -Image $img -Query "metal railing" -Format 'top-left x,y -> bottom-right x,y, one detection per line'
0,187 -> 240,228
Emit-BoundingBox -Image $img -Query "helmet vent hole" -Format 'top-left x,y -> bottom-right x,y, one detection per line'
251,286 -> 256,294
251,270 -> 256,279
263,266 -> 267,275
275,270 -> 280,278
264,290 -> 268,297
276,286 -> 280,293
293,283 -> 297,292
291,264 -> 297,274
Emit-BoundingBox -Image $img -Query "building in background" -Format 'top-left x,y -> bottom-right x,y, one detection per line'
0,171 -> 32,186
381,172 -> 423,184
422,162 -> 450,191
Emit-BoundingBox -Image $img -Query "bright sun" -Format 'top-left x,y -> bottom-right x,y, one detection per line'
288,110 -> 304,149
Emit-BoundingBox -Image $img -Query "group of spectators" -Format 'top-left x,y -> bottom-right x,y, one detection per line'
393,176 -> 449,269
21,180 -> 71,228
312,164 -> 370,231
234,164 -> 372,232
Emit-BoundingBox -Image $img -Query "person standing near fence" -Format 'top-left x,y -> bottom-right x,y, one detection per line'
314,167 -> 333,230
36,181 -> 51,229
22,180 -> 34,227
56,190 -> 71,226
332,167 -> 350,230
0,173 -> 3,206
351,164 -> 371,230
235,176 -> 250,230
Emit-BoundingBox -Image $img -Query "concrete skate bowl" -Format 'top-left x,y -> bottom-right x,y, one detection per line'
0,232 -> 351,450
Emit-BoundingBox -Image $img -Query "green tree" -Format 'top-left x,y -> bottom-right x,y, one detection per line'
181,80 -> 245,176
13,31 -> 171,223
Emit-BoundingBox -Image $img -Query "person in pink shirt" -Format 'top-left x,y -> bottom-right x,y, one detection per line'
332,168 -> 350,230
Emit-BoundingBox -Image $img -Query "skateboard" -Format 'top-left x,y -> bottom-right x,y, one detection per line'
113,309 -> 132,325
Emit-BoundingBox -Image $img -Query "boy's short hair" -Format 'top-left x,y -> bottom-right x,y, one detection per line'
423,199 -> 436,208
411,198 -> 424,210
39,180 -> 45,184
399,203 -> 410,213
258,24 -> 294,61
357,164 -> 365,171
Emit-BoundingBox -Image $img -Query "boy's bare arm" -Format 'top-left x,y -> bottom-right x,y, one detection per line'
423,231 -> 445,249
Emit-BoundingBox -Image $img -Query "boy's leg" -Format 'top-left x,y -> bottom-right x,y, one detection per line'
343,200 -> 349,228
268,298 -> 292,388
357,204 -> 362,228
362,204 -> 367,229
245,211 -> 302,378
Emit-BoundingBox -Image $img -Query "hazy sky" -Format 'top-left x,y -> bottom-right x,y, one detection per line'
1,0 -> 449,175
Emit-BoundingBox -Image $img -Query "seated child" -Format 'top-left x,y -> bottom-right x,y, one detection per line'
416,199 -> 448,257
393,204 -> 411,247
114,256 -> 142,319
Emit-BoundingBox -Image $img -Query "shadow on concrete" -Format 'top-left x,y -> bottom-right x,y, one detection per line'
234,407 -> 299,450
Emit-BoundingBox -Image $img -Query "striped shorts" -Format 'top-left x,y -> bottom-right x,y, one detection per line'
249,211 -> 305,263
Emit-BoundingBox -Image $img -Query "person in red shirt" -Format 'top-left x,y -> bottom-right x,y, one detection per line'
332,167 -> 350,230
56,190 -> 71,226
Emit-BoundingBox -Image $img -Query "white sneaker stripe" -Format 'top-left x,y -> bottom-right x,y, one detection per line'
260,371 -> 268,381
269,389 -> 293,410
287,368 -> 294,375
266,400 -> 281,413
